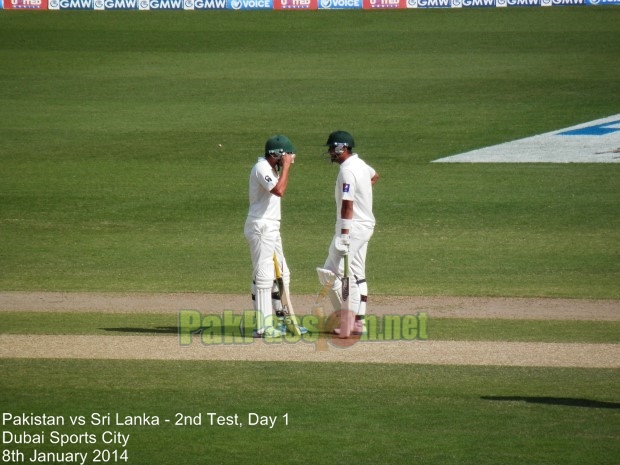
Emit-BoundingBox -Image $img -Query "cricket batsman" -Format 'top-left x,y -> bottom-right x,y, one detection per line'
244,135 -> 302,338
317,130 -> 379,336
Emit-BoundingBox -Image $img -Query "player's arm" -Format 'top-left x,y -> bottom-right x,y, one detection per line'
269,154 -> 293,198
339,169 -> 356,235
371,172 -> 379,186
340,200 -> 353,235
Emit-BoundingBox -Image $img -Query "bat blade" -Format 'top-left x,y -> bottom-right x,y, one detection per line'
339,253 -> 351,339
314,273 -> 336,307
312,306 -> 328,352
273,253 -> 302,337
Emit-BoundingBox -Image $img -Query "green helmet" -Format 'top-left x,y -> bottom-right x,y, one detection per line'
325,130 -> 355,150
265,135 -> 295,158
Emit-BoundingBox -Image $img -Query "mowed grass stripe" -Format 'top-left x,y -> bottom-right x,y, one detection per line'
0,311 -> 618,343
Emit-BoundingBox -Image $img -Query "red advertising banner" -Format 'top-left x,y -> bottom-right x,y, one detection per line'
273,0 -> 318,8
362,0 -> 406,7
4,0 -> 49,8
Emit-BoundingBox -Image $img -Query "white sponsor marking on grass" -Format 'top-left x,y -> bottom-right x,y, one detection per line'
433,114 -> 620,163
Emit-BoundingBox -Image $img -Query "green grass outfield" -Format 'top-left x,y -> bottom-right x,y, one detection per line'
1,360 -> 618,465
0,7 -> 619,465
1,7 -> 619,297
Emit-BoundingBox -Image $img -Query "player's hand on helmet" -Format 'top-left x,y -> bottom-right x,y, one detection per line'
334,234 -> 350,255
280,153 -> 294,168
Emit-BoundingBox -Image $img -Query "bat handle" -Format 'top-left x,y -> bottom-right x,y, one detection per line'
273,252 -> 282,279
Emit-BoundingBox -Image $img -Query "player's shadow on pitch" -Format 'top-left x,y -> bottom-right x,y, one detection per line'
101,326 -> 244,336
102,327 -> 178,334
481,396 -> 620,409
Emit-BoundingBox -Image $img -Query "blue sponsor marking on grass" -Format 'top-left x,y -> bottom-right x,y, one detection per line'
559,120 -> 620,136
433,115 -> 620,163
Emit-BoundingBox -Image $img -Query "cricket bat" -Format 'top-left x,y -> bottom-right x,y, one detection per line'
314,272 -> 336,307
312,306 -> 328,352
273,253 -> 302,337
312,272 -> 336,352
339,252 -> 351,339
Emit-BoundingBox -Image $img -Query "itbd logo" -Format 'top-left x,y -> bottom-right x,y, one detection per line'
49,0 -> 60,7
407,0 -> 417,6
231,0 -> 242,6
320,0 -> 331,7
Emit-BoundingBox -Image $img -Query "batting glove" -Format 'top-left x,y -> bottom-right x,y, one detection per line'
334,234 -> 350,255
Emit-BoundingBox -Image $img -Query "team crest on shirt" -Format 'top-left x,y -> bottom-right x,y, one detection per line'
342,183 -> 350,193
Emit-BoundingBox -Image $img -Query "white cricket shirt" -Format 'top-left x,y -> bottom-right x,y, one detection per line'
335,154 -> 376,231
247,157 -> 281,222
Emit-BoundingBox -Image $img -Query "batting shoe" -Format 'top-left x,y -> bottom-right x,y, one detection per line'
293,325 -> 309,335
352,319 -> 366,335
333,319 -> 366,336
253,327 -> 285,339
283,322 -> 308,336
275,317 -> 287,334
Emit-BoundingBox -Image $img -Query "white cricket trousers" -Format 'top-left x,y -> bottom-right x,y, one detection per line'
244,218 -> 289,323
323,225 -> 374,316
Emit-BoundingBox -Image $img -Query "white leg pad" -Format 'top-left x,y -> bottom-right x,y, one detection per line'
357,280 -> 368,317
255,287 -> 273,330
271,281 -> 282,312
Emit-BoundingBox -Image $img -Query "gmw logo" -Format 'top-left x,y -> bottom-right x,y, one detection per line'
150,0 -> 184,7
194,0 -> 227,6
415,0 -> 451,6
100,0 -> 139,7
55,0 -> 94,7
505,0 -> 540,5
461,0 -> 495,6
